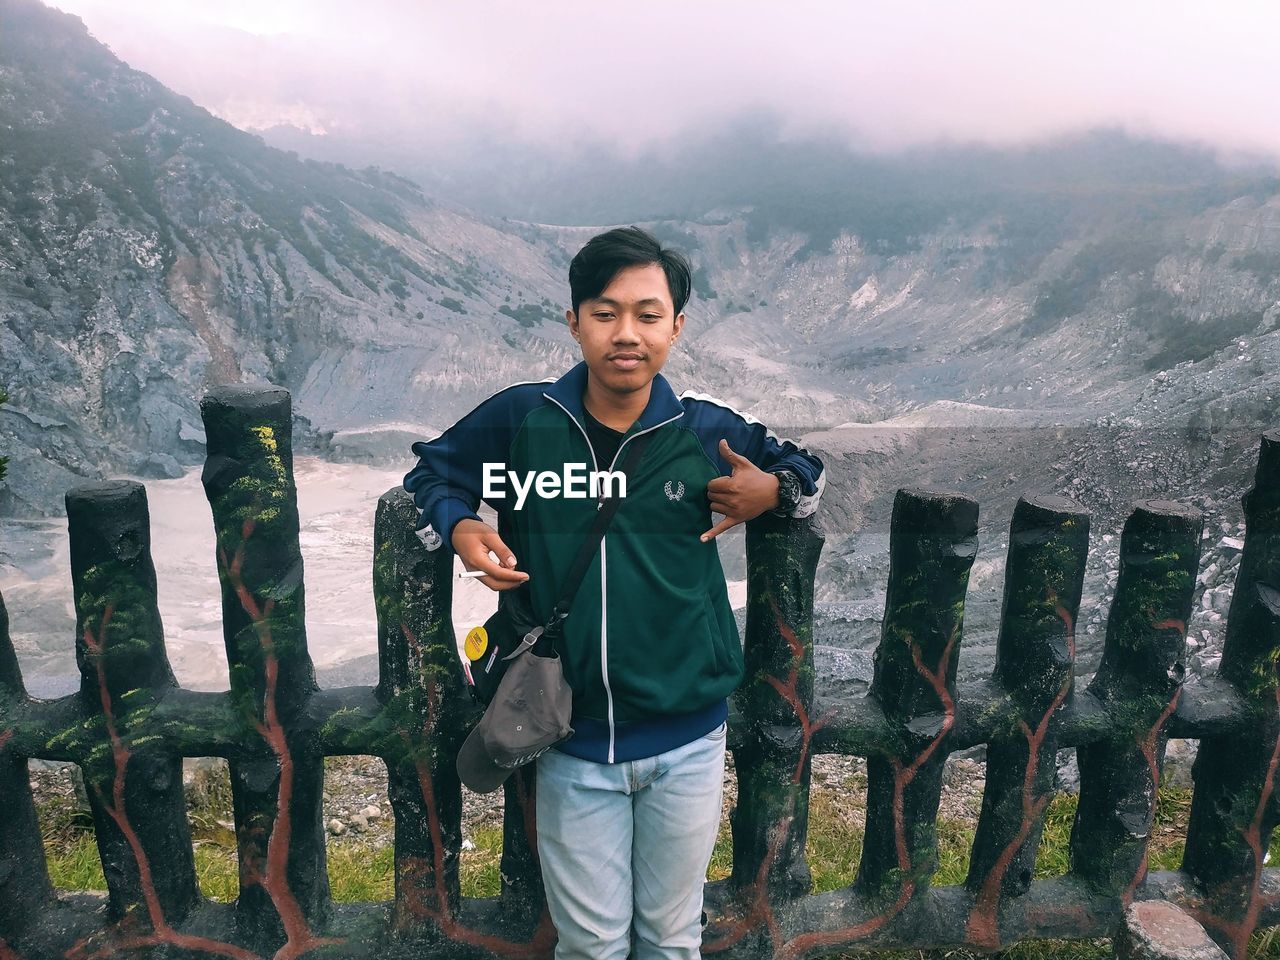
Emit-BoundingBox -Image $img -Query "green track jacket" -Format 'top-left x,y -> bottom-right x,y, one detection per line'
403,361 -> 825,761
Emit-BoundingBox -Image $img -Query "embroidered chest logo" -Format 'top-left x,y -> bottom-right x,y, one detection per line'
664,480 -> 686,502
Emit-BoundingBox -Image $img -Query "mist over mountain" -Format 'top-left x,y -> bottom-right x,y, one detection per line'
4,0 -> 1280,557
263,114 -> 1274,248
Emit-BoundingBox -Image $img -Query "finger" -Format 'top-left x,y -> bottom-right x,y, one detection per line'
465,551 -> 528,582
718,438 -> 752,467
480,575 -> 530,592
481,531 -> 519,568
706,477 -> 733,494
708,499 -> 734,516
472,566 -> 529,585
700,514 -> 741,542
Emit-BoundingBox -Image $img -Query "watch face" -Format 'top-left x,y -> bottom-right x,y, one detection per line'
776,471 -> 801,509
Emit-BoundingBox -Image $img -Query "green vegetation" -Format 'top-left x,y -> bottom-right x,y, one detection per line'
1142,312 -> 1262,371
1231,251 -> 1280,284
832,345 -> 917,371
1012,229 -> 1267,368
691,265 -> 718,301
1022,235 -> 1168,338
499,302 -> 556,327
37,769 -> 1280,957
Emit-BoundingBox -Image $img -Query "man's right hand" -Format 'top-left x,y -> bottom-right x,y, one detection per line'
451,518 -> 530,592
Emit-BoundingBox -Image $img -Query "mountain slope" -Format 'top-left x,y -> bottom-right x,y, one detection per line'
0,0 -> 584,517
4,0 -> 1280,554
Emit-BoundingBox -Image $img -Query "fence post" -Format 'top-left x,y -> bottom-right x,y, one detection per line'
0,591 -> 53,940
966,494 -> 1088,948
498,764 -> 545,925
372,488 -> 469,935
1068,501 -> 1200,901
65,480 -> 200,924
200,385 -> 330,949
855,489 -> 976,902
729,510 -> 825,909
1183,430 -> 1280,959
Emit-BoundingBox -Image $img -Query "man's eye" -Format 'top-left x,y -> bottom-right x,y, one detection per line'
594,312 -> 614,319
641,314 -> 660,320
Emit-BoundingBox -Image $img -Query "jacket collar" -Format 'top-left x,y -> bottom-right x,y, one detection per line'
542,360 -> 685,435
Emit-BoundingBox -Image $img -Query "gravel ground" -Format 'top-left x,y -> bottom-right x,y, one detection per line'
29,749 -> 994,856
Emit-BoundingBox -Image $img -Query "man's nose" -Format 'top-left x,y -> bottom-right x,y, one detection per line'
613,315 -> 642,343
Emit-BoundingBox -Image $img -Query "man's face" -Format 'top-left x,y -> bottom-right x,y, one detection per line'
567,262 -> 685,399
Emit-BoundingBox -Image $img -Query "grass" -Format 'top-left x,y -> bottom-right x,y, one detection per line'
462,824 -> 504,898
37,774 -> 1280,959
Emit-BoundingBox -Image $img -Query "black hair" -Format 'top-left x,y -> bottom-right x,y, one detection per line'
568,225 -> 693,317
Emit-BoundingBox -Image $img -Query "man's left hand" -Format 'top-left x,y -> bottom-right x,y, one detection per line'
700,439 -> 780,541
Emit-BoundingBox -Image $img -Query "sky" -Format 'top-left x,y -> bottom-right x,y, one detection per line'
45,0 -> 1280,162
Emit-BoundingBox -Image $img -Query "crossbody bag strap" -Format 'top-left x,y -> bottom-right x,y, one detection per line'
546,429 -> 655,629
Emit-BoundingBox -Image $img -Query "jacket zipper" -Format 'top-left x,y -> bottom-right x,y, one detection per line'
543,393 -> 683,763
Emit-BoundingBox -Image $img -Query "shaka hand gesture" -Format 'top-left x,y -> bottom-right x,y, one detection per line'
700,439 -> 781,542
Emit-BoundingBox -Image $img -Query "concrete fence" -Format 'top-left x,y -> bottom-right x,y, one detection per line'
1,384 -> 1277,960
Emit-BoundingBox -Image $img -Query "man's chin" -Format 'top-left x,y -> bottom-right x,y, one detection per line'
590,362 -> 654,391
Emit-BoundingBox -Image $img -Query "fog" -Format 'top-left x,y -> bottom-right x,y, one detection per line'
46,0 -> 1280,162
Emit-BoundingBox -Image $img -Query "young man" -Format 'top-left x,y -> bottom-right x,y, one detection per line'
402,226 -> 825,960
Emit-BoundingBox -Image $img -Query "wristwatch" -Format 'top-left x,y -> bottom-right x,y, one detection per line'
770,469 -> 803,517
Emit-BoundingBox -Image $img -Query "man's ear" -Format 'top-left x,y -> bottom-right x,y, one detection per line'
566,308 -> 578,340
672,312 -> 685,341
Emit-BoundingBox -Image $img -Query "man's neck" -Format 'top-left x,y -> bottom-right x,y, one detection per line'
583,376 -> 650,433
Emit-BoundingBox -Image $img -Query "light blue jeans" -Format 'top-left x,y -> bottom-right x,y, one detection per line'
534,722 -> 727,960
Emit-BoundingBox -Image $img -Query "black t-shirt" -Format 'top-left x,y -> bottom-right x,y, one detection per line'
581,406 -> 627,470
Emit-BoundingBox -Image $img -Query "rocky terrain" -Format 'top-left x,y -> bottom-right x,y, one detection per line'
0,0 -> 595,520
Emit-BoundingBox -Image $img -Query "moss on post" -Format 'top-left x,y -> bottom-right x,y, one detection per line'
372,488 -> 471,935
1183,430 -> 1280,959
65,479 -> 199,924
729,511 -> 825,908
966,495 -> 1088,948
200,385 -> 330,950
855,489 -> 976,902
1068,500 -> 1200,897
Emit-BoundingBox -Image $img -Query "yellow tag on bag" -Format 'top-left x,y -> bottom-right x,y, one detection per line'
465,625 -> 489,662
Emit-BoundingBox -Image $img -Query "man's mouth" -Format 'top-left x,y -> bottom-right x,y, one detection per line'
608,354 -> 644,370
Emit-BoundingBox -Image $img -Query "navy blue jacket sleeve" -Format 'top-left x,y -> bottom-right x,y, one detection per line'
680,393 -> 826,518
401,383 -> 542,552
